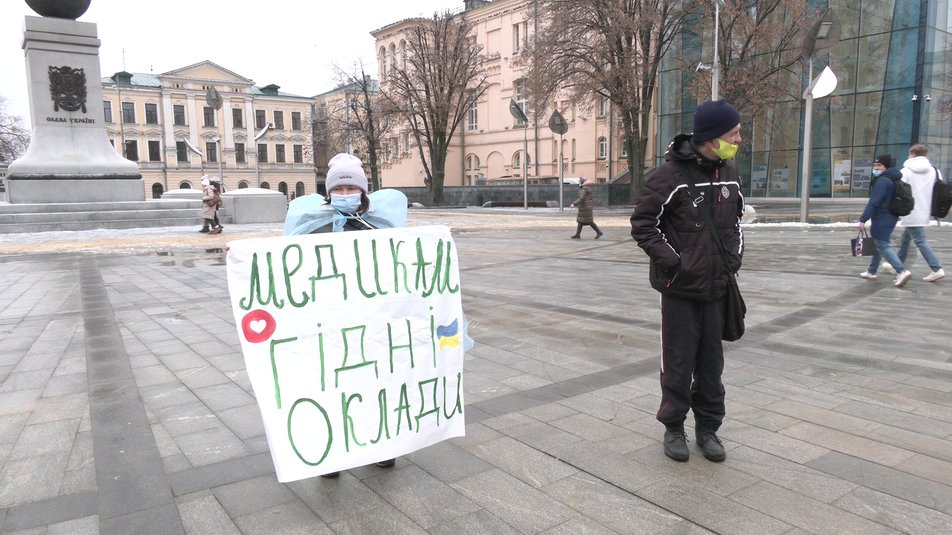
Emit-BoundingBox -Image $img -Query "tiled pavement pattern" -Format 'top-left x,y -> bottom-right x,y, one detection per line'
0,208 -> 950,534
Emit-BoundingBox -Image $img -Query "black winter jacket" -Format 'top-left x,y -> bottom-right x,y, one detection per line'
630,134 -> 745,302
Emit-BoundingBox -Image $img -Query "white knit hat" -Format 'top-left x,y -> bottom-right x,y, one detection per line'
201,175 -> 211,186
325,153 -> 368,194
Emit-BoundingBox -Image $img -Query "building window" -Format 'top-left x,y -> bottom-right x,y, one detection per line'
233,108 -> 243,128
103,101 -> 113,123
148,140 -> 161,161
235,142 -> 245,164
261,182 -> 271,190
514,80 -> 527,126
275,144 -> 286,163
466,154 -> 480,170
206,142 -> 217,163
296,181 -> 306,197
121,102 -> 135,123
599,96 -> 610,117
255,110 -> 267,129
124,140 -> 138,161
512,22 -> 527,53
467,98 -> 478,131
293,144 -> 303,163
176,141 -> 188,162
513,152 -> 522,175
598,137 -> 607,159
173,104 -> 186,126
620,137 -> 627,158
203,107 -> 216,127
291,111 -> 301,130
379,47 -> 387,80
273,111 -> 285,130
238,181 -> 250,189
145,103 -> 158,124
402,132 -> 410,154
258,143 -> 268,163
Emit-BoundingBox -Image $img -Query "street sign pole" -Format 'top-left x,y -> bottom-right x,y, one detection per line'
548,110 -> 569,211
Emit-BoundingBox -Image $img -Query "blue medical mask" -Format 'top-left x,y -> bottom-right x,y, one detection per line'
330,193 -> 362,213
871,169 -> 883,177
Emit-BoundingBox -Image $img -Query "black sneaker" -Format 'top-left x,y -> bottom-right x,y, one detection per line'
695,427 -> 726,462
375,458 -> 395,468
320,471 -> 340,478
199,228 -> 210,233
663,427 -> 689,462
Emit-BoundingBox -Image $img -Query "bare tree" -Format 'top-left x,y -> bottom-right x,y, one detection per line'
687,1 -> 816,121
384,12 -> 489,205
0,96 -> 30,161
527,1 -> 689,202
329,63 -> 391,191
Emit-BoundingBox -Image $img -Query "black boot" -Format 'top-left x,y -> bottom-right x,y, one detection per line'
695,427 -> 726,462
663,426 -> 689,462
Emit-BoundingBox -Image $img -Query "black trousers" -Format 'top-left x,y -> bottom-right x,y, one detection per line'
656,293 -> 726,431
574,222 -> 602,235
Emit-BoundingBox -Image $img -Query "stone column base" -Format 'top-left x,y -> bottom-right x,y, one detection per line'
6,178 -> 146,204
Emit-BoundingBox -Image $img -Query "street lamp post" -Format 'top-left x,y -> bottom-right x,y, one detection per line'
548,109 -> 569,211
712,0 -> 721,100
799,9 -> 840,223
206,86 -> 224,184
509,99 -> 530,210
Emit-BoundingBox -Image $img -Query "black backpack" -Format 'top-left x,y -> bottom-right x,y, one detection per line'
888,176 -> 915,216
931,167 -> 951,218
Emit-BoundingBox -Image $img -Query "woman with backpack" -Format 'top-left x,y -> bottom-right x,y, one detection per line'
858,154 -> 912,287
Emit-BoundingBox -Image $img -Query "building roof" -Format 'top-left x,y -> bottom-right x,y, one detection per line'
313,79 -> 380,99
101,72 -> 161,87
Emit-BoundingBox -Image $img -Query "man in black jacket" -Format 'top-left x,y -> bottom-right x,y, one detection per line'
631,100 -> 745,463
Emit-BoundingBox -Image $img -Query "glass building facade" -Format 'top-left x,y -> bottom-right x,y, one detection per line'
657,0 -> 952,198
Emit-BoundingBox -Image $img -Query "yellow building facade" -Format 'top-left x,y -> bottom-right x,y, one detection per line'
372,0 -> 652,188
101,61 -> 316,198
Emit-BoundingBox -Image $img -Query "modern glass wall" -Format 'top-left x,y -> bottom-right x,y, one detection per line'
656,0 -> 952,198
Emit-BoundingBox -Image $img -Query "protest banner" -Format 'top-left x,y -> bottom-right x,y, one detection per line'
225,225 -> 466,482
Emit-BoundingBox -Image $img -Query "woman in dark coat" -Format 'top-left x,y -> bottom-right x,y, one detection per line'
570,177 -> 603,239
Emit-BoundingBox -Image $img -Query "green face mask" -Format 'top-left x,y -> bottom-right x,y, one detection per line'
711,138 -> 739,160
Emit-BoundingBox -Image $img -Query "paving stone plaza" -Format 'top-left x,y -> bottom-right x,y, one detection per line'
0,205 -> 950,534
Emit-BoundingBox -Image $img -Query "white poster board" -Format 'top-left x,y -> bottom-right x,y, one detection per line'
225,225 -> 466,482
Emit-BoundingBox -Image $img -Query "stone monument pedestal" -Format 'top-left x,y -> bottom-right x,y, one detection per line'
6,15 -> 143,204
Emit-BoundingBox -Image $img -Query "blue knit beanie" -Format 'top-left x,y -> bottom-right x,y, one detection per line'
693,100 -> 741,142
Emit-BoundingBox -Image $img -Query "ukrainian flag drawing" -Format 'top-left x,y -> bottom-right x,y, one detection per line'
437,319 -> 461,350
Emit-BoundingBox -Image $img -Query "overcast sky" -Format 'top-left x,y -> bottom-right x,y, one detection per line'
1,0 -> 458,129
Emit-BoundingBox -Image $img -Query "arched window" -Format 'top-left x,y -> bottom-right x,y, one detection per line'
466,154 -> 480,170
179,181 -> 192,189
401,40 -> 408,70
261,182 -> 271,190
379,47 -> 387,80
295,181 -> 306,197
597,137 -> 607,159
151,183 -> 164,199
238,181 -> 249,189
513,152 -> 521,175
278,181 -> 288,195
389,43 -> 397,72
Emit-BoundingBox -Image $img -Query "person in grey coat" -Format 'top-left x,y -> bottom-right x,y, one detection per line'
569,178 -> 603,239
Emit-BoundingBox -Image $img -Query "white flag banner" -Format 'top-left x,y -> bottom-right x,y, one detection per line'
225,225 -> 466,482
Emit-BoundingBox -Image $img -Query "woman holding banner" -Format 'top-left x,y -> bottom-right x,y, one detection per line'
284,152 -> 407,477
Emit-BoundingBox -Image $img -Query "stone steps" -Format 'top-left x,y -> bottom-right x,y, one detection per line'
0,200 -> 230,233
